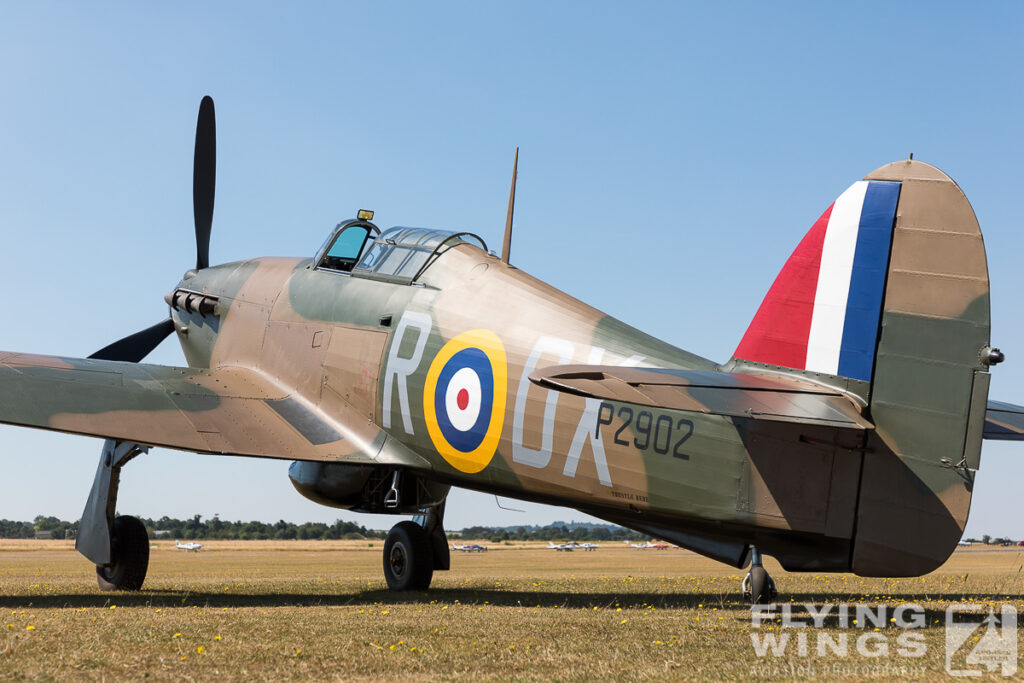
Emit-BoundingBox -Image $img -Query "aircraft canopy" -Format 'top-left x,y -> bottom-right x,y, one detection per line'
352,226 -> 488,283
316,221 -> 489,283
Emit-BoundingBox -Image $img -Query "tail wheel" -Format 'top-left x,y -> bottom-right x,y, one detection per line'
96,515 -> 150,591
744,566 -> 776,605
383,521 -> 433,591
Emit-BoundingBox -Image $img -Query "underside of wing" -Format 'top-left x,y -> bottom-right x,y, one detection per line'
0,352 -> 428,468
530,365 -> 873,429
984,400 -> 1024,440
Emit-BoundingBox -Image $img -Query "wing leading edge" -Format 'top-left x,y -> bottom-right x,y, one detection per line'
0,352 -> 427,468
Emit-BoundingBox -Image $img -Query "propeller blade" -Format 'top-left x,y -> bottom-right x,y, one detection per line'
193,95 -> 216,270
88,318 -> 176,363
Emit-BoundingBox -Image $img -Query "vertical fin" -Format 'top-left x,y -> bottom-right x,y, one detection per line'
729,160 -> 991,577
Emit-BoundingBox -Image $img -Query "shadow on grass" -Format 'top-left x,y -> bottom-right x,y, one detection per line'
2,586 -> 1023,622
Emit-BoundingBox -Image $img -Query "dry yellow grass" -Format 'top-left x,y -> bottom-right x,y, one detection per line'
0,540 -> 1022,680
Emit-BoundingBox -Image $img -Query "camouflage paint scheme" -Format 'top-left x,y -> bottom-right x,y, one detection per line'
0,160 -> 1018,577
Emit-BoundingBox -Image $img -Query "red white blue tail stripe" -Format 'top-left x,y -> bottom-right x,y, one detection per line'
734,180 -> 901,383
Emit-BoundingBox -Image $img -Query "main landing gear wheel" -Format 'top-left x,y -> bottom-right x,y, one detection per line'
742,546 -> 777,605
96,515 -> 150,591
383,521 -> 433,591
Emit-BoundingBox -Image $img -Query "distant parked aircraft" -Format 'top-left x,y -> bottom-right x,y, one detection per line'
175,540 -> 203,552
549,541 -> 598,551
624,540 -> 669,550
452,543 -> 487,552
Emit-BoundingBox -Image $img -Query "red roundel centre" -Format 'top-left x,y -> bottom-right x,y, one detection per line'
456,388 -> 470,411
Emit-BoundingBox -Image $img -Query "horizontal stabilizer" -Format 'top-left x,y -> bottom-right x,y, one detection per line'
984,400 -> 1024,440
530,365 -> 872,429
0,351 -> 427,468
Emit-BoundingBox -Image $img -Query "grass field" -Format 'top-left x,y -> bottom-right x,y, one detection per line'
1,540 -> 1022,680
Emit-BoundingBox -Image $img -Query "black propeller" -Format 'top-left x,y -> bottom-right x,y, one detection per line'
193,95 -> 216,270
88,97 -> 217,363
88,318 -> 177,363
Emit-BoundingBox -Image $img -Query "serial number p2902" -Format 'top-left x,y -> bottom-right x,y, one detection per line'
596,402 -> 692,460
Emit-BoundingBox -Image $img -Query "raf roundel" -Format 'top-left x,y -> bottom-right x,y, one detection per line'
424,330 -> 507,474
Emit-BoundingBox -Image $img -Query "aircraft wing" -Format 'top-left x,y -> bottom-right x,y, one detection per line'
983,400 -> 1024,440
530,365 -> 873,429
0,351 -> 428,467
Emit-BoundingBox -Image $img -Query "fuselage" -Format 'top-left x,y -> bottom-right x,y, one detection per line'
168,238 -> 861,571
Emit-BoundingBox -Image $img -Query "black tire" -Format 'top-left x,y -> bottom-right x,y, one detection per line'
96,515 -> 150,591
383,521 -> 433,591
748,566 -> 774,605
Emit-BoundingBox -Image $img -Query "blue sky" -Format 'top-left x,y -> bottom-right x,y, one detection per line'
0,3 -> 1022,536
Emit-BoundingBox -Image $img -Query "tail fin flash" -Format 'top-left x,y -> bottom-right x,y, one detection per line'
733,179 -> 901,388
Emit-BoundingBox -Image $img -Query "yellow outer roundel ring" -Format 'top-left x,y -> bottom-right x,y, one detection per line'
423,329 -> 507,474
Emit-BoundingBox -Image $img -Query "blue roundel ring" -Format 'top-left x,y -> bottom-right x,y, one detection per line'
423,329 -> 508,475
433,347 -> 493,452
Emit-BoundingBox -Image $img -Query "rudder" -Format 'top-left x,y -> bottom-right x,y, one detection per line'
853,160 -> 990,575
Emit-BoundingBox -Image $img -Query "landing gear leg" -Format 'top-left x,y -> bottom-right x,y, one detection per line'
742,546 -> 777,605
77,439 -> 151,591
414,501 -> 450,572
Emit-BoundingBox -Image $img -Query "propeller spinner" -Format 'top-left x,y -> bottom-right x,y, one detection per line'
88,96 -> 217,363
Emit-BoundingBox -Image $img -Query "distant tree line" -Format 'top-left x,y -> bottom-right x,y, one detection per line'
0,515 -> 382,541
0,516 -> 649,543
0,517 -> 72,539
146,515 -> 385,540
963,535 -> 1021,546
